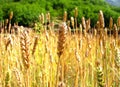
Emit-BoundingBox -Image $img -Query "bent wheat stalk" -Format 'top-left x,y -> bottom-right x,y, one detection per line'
20,30 -> 30,87
57,22 -> 67,87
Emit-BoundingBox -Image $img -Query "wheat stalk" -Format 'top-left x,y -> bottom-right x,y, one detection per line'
86,18 -> 91,32
5,70 -> 11,87
109,17 -> 113,30
5,36 -> 12,51
20,30 -> 30,69
46,12 -> 50,23
74,7 -> 78,30
20,30 -> 30,87
117,17 -> 120,28
57,22 -> 67,58
74,49 -> 80,87
96,60 -> 104,87
41,13 -> 44,24
8,11 -> 13,33
63,11 -> 67,22
82,17 -> 86,29
113,24 -> 118,39
115,48 -> 120,86
32,36 -> 38,55
57,22 -> 67,86
13,68 -> 22,87
71,17 -> 74,30
115,48 -> 120,68
99,10 -> 104,29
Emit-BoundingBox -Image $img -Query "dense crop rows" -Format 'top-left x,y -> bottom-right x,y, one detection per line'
0,10 -> 120,87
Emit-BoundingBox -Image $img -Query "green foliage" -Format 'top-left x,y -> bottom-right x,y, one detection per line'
0,9 -> 3,21
2,3 -> 45,26
0,0 -> 120,27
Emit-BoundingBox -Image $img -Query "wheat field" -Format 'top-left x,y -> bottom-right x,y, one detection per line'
0,10 -> 120,87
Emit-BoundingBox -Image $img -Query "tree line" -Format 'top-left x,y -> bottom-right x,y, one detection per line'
0,0 -> 120,27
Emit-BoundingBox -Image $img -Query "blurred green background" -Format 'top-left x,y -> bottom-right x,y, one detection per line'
0,0 -> 120,27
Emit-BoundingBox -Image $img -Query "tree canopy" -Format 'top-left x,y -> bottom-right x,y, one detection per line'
0,0 -> 120,27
